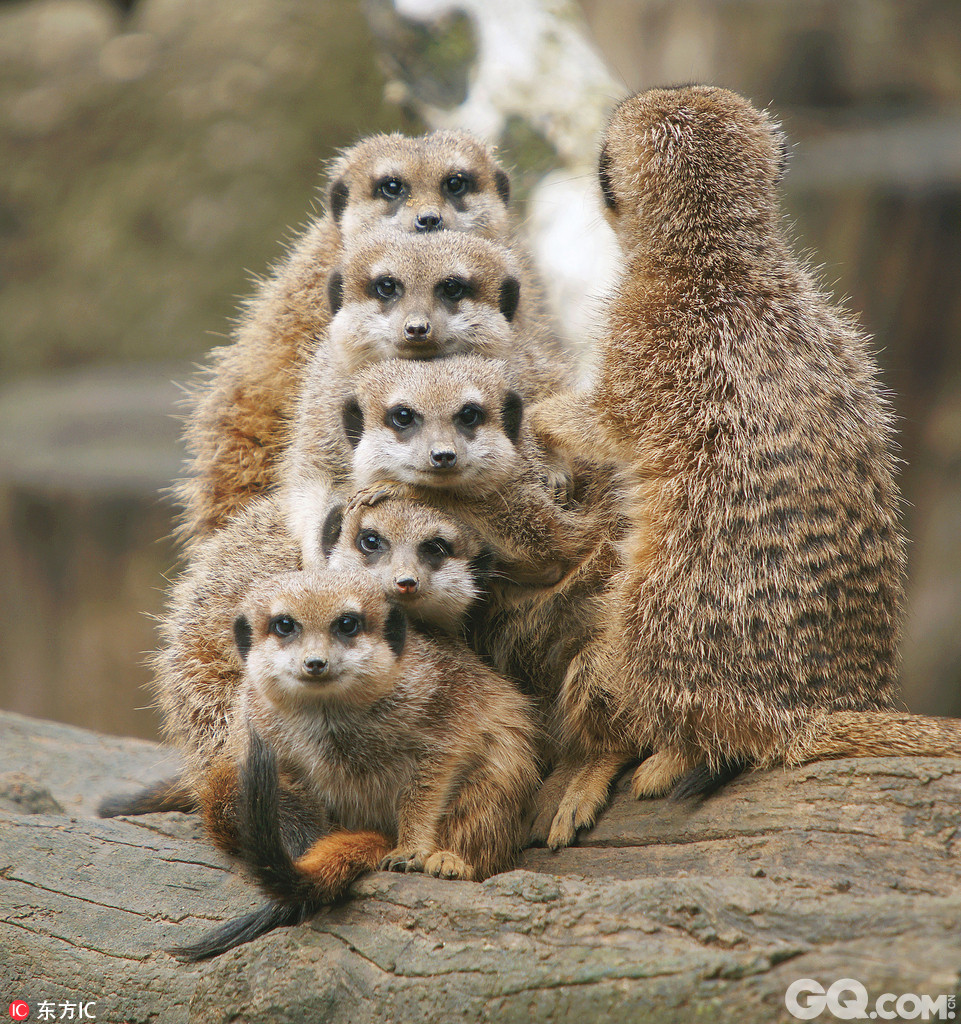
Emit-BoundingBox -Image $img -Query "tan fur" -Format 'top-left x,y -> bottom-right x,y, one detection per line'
532,86 -> 917,845
173,130 -> 529,548
226,570 -> 541,881
293,830 -> 394,894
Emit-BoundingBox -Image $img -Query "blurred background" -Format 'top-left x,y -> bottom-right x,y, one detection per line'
1,0 -> 959,740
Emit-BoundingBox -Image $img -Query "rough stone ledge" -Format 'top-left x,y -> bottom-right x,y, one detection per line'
2,709 -> 960,1024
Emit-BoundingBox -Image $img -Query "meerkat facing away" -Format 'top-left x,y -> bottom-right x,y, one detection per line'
173,130 -> 532,548
174,569 -> 540,960
528,86 -> 961,849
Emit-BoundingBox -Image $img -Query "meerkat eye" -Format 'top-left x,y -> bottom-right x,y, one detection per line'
268,614 -> 299,639
437,277 -> 472,303
387,405 -> 418,430
442,172 -> 474,197
357,530 -> 384,554
420,537 -> 453,560
456,403 -> 485,429
333,613 -> 363,638
370,276 -> 402,301
375,177 -> 406,201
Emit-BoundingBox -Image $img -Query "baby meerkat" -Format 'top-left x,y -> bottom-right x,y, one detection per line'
529,86 -> 961,849
325,227 -> 567,394
322,496 -> 491,635
174,569 -> 541,959
173,130 -> 532,547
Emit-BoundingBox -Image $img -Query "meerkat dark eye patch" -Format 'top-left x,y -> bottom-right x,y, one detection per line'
368,276 -> 402,302
419,536 -> 454,567
268,614 -> 300,639
436,277 -> 473,303
320,505 -> 344,559
598,144 -> 617,212
342,398 -> 364,448
384,604 -> 407,658
329,179 -> 349,223
442,171 -> 476,197
387,405 -> 418,432
233,614 -> 253,661
332,613 -> 364,639
501,390 -> 523,444
499,277 -> 520,322
357,530 -> 385,556
494,169 -> 511,205
374,176 -> 406,201
455,403 -> 485,431
327,270 -> 344,315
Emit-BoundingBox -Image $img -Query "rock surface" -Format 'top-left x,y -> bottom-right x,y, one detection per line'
2,709 -> 960,1023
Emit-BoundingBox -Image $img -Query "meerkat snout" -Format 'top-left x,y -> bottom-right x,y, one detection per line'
429,448 -> 457,469
395,576 -> 419,595
403,317 -> 432,342
414,211 -> 442,232
302,656 -> 329,679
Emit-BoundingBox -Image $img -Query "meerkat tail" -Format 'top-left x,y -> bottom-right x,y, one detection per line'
668,758 -> 749,802
788,711 -> 961,764
97,772 -> 197,818
172,732 -> 391,960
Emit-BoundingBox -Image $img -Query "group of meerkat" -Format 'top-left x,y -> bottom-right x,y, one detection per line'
101,86 -> 961,959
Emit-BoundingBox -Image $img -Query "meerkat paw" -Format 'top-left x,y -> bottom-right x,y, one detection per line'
423,850 -> 474,880
631,748 -> 696,799
379,847 -> 430,873
545,752 -> 634,850
529,762 -> 579,845
345,482 -> 415,514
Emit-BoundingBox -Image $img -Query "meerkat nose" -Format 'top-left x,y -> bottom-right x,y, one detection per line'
429,449 -> 457,469
414,211 -> 442,232
302,657 -> 329,677
404,318 -> 432,341
395,576 -> 419,595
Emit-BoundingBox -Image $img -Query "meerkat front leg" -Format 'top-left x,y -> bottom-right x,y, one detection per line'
630,746 -> 700,799
543,751 -> 634,850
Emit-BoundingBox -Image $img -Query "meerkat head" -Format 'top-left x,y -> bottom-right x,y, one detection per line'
326,130 -> 512,239
320,498 -> 491,634
325,229 -> 522,372
598,85 -> 788,254
342,356 -> 525,495
234,570 -> 407,712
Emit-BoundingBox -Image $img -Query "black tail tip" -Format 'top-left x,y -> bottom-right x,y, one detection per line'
669,758 -> 748,802
168,901 -> 310,962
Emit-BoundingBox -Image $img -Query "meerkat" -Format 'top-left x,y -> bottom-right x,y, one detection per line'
172,130 -> 556,547
528,86 -> 961,849
322,495 -> 491,635
324,226 -> 568,394
173,569 -> 541,960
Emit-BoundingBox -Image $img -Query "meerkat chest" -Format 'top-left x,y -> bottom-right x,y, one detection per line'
292,717 -> 424,833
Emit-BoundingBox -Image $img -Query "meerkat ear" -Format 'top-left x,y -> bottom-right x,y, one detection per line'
501,390 -> 524,444
233,615 -> 253,661
499,277 -> 520,322
320,505 -> 344,559
329,179 -> 349,223
598,144 -> 617,212
384,604 -> 407,658
342,397 -> 364,448
327,270 -> 344,315
494,169 -> 511,205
